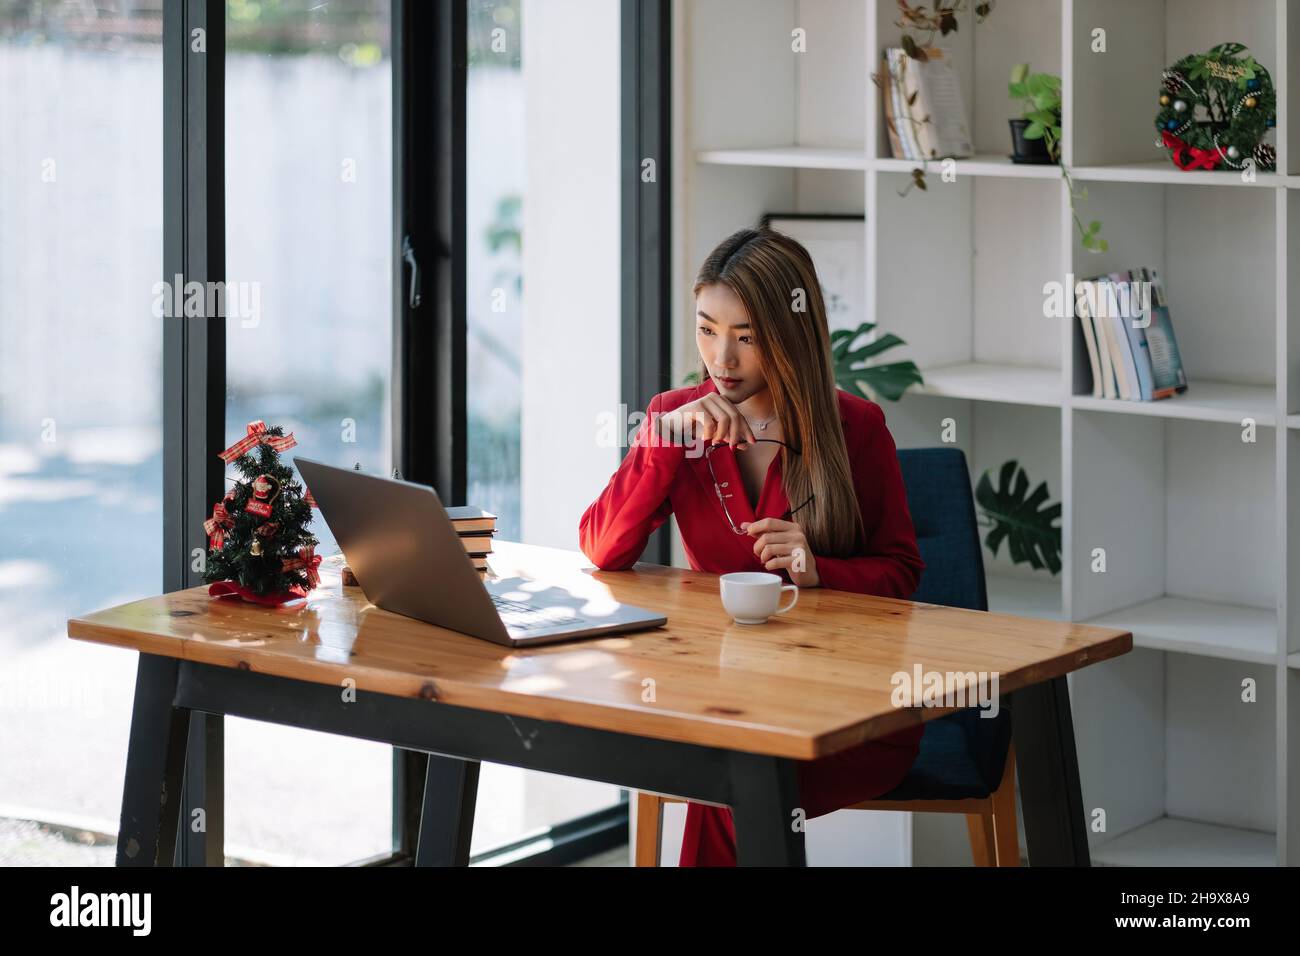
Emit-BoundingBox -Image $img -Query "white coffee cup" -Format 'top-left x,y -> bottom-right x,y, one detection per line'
719,572 -> 799,625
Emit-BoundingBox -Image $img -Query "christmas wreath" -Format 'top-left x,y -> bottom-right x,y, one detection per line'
1155,42 -> 1276,172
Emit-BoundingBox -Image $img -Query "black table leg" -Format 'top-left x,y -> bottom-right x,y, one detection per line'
1012,675 -> 1091,866
118,654 -> 192,866
414,754 -> 481,866
728,752 -> 806,866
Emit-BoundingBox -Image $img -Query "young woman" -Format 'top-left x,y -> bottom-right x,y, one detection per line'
578,226 -> 926,866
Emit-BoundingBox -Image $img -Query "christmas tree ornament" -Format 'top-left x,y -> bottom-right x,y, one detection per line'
203,421 -> 319,606
245,474 -> 280,518
1155,43 -> 1276,172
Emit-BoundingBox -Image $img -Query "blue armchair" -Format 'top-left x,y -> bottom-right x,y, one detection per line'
846,447 -> 1018,865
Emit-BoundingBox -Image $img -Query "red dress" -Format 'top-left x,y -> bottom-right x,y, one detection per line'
578,377 -> 927,866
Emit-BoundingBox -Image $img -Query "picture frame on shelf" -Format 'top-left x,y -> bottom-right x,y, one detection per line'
759,213 -> 866,335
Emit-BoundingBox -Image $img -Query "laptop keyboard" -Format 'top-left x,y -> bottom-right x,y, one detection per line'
491,595 -> 580,631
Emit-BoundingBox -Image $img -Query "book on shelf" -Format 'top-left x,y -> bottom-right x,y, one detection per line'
1073,278 -> 1104,399
881,51 -> 906,159
880,46 -> 973,161
1073,269 -> 1188,402
1100,277 -> 1138,400
1143,270 -> 1189,399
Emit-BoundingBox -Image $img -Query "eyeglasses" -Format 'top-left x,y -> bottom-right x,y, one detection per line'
704,438 -> 815,534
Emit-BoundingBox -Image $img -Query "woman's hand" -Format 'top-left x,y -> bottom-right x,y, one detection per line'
740,517 -> 820,587
654,394 -> 757,449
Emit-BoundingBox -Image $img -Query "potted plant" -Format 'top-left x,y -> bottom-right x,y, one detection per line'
1007,63 -> 1107,251
1008,63 -> 1059,164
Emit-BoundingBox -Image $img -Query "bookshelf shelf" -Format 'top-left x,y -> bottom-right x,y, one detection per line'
1081,596 -> 1277,665
695,146 -> 867,171
678,0 -> 1297,868
917,362 -> 1061,408
1070,382 -> 1277,426
1071,161 -> 1290,189
869,154 -> 1063,180
1092,817 -> 1276,867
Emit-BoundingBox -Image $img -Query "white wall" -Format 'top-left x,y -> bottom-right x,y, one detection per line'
521,0 -> 623,549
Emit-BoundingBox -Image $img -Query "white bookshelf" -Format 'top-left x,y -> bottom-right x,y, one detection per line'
674,0 -> 1300,866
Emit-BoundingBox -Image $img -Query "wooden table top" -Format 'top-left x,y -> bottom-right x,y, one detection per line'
67,541 -> 1131,760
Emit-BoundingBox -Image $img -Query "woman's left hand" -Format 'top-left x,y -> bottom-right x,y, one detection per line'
740,517 -> 820,588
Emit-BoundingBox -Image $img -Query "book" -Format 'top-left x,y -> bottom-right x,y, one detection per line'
1103,275 -> 1141,401
887,48 -> 922,160
881,53 -> 907,159
1073,279 -> 1103,398
460,533 -> 494,557
1083,280 -> 1118,399
905,46 -> 973,159
1119,268 -> 1157,402
1144,270 -> 1189,398
445,505 -> 496,533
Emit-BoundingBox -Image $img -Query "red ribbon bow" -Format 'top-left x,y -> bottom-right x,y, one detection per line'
204,502 -> 234,550
219,421 -> 298,464
1160,129 -> 1224,171
281,546 -> 322,589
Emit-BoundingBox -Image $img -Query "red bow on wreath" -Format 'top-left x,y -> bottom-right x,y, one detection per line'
281,546 -> 322,589
219,420 -> 298,464
1160,129 -> 1225,171
204,502 -> 234,549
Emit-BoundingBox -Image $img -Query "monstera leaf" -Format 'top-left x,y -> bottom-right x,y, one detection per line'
830,322 -> 924,402
975,460 -> 1062,575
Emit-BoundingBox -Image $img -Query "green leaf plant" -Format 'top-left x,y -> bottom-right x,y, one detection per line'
975,459 -> 1062,575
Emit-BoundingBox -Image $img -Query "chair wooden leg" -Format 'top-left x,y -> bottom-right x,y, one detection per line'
990,742 -> 1021,866
634,792 -> 665,867
965,812 -> 996,867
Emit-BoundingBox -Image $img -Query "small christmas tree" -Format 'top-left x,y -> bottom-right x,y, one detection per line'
204,421 -> 320,604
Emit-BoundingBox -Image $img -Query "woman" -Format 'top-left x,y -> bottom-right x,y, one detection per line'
578,226 -> 926,866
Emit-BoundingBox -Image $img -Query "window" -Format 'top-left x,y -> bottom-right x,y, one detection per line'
0,0 -> 164,840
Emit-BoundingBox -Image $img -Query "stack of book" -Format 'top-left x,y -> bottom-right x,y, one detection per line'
448,505 -> 497,576
1074,268 -> 1189,401
880,45 -> 973,161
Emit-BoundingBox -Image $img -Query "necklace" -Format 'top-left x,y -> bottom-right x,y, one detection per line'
745,412 -> 778,432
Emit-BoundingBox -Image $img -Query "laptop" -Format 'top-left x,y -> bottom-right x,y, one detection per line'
294,457 -> 667,647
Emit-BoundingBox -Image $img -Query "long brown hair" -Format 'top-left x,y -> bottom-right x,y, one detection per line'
693,226 -> 865,558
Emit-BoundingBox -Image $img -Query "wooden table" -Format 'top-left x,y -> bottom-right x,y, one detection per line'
67,541 -> 1131,867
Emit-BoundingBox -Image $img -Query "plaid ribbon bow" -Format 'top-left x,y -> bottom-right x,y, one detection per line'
219,420 -> 298,464
281,546 -> 322,589
204,502 -> 234,549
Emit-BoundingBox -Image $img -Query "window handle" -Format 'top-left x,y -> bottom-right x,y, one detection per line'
401,234 -> 422,309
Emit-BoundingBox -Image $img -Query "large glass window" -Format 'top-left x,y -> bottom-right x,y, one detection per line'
0,0 -> 164,847
222,0 -> 394,866
466,0 -> 625,853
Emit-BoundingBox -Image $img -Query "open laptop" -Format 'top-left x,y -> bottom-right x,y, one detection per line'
295,457 -> 667,647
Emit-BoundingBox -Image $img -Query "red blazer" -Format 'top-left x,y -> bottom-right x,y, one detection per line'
579,377 -> 924,597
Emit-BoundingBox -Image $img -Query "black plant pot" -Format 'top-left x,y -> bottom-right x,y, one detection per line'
1009,118 -> 1055,165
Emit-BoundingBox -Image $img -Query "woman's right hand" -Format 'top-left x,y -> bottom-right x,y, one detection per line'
654,393 -> 757,449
